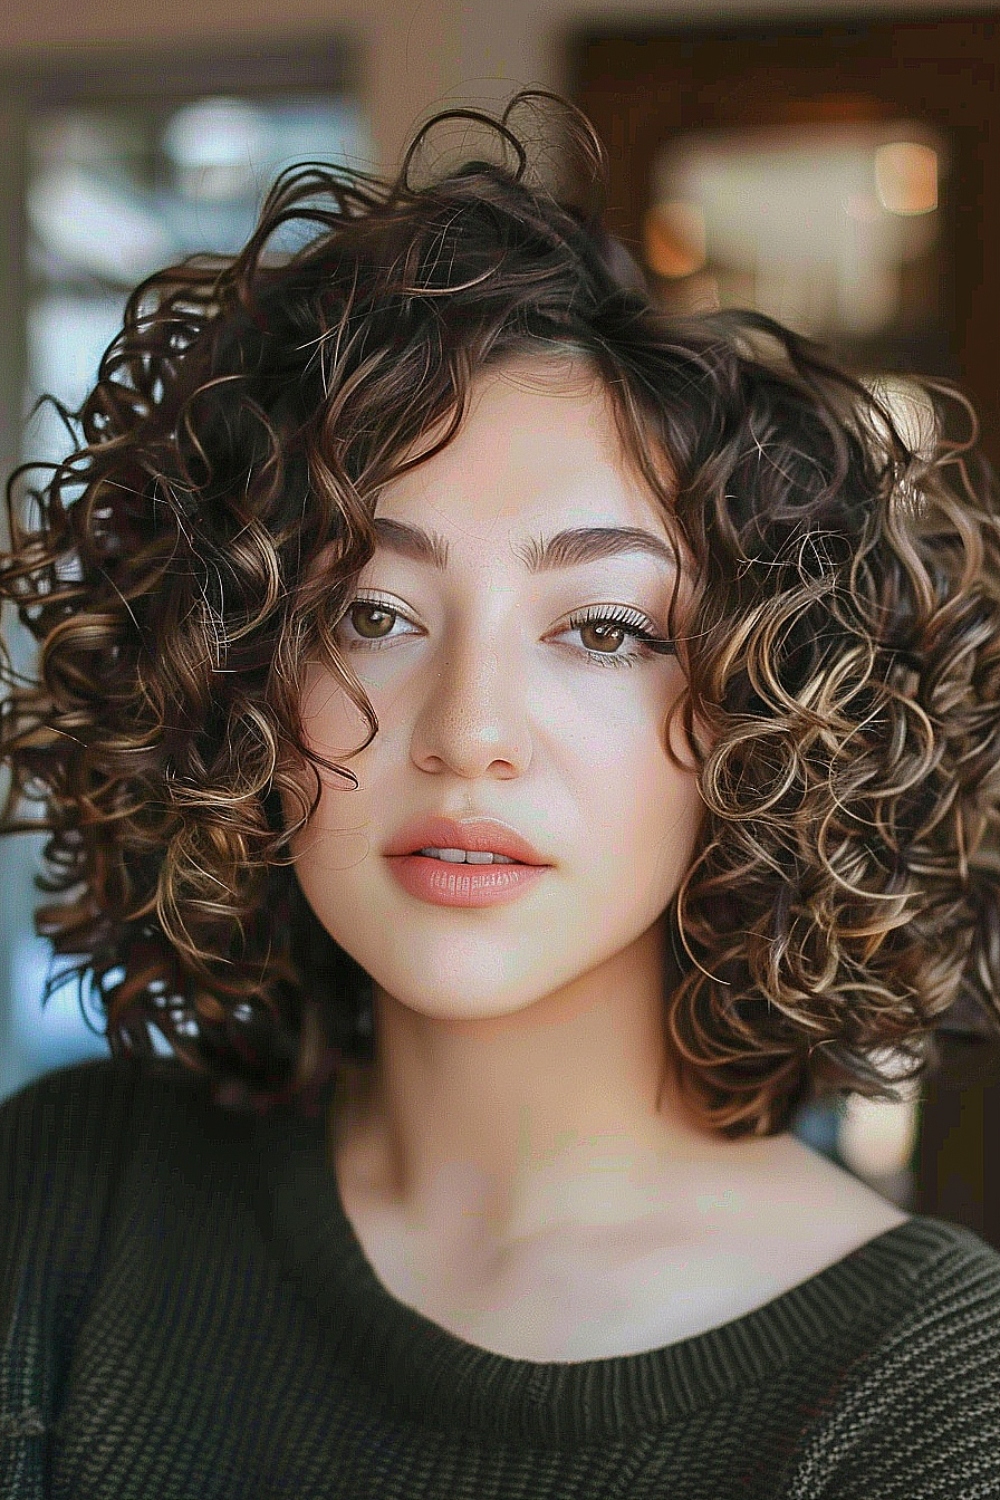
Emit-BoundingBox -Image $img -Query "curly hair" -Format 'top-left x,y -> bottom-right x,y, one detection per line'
3,91 -> 1000,1134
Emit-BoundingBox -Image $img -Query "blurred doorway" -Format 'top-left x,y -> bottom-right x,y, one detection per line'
572,12 -> 1000,1251
572,12 -> 1000,464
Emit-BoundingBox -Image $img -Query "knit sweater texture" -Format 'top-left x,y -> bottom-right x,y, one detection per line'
1,1056 -> 999,1499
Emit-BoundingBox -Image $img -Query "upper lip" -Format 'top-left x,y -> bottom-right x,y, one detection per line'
384,815 -> 551,866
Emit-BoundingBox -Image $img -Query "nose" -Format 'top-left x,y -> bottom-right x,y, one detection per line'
410,627 -> 532,780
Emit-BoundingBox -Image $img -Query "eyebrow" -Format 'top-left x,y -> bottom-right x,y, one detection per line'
371,517 -> 680,573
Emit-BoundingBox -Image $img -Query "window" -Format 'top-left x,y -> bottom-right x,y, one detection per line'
0,44 -> 368,1101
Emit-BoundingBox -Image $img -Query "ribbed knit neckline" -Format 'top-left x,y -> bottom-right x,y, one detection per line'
252,1093 -> 972,1446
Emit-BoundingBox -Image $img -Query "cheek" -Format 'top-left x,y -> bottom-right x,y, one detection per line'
298,661 -> 373,758
626,755 -> 704,906
567,700 -> 703,919
281,666 -> 378,865
632,684 -> 703,885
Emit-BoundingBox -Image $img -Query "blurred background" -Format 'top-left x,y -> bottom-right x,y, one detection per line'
1,0 -> 998,1249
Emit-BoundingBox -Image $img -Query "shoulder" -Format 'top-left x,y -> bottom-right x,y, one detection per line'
0,1054 -> 227,1292
0,1055 -> 243,1334
0,1054 -> 264,1229
0,1058 -> 205,1478
0,1055 -> 216,1189
0,1058 -> 274,1490
777,1217 -> 1000,1498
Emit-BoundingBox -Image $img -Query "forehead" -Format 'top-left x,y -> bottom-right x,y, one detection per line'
377,354 -> 673,543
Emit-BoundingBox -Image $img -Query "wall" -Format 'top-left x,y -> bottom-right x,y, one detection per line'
2,0 -> 996,174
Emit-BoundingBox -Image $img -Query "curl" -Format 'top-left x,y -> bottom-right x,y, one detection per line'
2,91 -> 999,1130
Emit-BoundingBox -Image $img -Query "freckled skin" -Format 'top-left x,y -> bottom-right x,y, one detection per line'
288,356 -> 701,1043
284,355 -> 906,1360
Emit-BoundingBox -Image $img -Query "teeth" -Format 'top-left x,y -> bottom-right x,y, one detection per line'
417,847 -> 516,864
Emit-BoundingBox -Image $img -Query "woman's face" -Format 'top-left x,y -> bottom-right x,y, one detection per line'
287,355 -> 704,1024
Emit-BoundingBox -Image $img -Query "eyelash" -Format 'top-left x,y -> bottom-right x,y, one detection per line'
335,596 -> 675,670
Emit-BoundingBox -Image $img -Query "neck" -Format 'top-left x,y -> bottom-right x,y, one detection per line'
329,920 -> 765,1257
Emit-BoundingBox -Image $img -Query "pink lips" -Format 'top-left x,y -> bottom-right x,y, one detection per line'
383,815 -> 549,867
387,855 -> 547,908
383,814 -> 551,909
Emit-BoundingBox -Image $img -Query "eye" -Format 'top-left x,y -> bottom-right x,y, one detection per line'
558,605 -> 676,669
335,597 -> 419,649
334,596 -> 676,668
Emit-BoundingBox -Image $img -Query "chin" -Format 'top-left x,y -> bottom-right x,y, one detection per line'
375,981 -> 544,1026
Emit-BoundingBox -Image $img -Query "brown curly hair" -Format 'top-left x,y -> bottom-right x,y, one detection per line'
3,92 -> 1000,1134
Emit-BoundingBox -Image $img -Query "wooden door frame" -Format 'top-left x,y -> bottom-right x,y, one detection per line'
572,12 -> 1000,1249
570,11 -> 1000,468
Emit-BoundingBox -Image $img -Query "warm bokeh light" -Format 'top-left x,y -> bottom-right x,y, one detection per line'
650,122 -> 943,341
839,1090 -> 920,1181
643,200 -> 707,279
874,141 -> 939,216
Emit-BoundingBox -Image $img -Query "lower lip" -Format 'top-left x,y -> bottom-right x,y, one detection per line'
386,855 -> 548,907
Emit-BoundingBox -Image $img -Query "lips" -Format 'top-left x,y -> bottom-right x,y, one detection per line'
383,815 -> 550,866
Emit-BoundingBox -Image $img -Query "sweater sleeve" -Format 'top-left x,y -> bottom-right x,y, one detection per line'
0,1058 -> 142,1500
776,1230 -> 1000,1500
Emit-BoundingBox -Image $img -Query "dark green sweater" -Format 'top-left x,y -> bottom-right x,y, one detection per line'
2,1058 -> 999,1498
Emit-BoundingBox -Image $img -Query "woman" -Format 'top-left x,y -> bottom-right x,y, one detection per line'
1,93 -> 998,1497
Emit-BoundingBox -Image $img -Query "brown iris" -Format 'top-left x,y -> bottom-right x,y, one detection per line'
349,603 -> 395,639
579,621 -> 625,653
